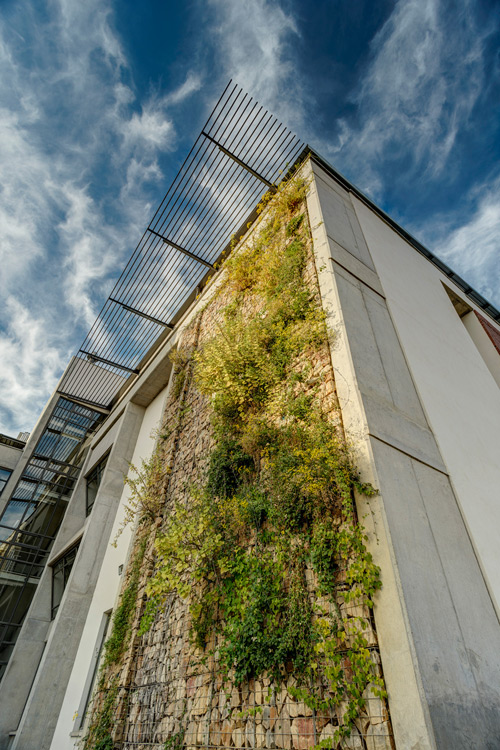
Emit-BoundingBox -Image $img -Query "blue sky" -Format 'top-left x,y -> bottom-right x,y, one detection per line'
0,0 -> 499,434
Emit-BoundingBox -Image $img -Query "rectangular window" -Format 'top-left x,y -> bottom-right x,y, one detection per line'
74,611 -> 111,733
51,543 -> 80,619
85,455 -> 108,517
0,468 -> 12,497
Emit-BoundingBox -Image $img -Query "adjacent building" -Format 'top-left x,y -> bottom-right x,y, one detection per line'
0,85 -> 499,750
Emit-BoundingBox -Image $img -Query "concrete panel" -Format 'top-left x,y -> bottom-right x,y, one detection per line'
331,269 -> 446,472
351,194 -> 500,615
371,439 -> 500,749
48,414 -> 125,564
49,387 -> 168,750
309,158 -> 500,748
326,236 -> 385,296
305,160 -> 436,750
0,443 -> 23,472
311,163 -> 376,271
462,310 -> 500,387
0,573 -> 52,743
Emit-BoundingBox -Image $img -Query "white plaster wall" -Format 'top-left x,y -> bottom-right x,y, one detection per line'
462,310 -> 500,388
351,195 -> 500,614
50,388 -> 167,750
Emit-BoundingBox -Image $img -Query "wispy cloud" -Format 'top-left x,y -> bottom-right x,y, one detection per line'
0,299 -> 66,433
204,0 -> 304,127
1,0 -> 498,434
430,174 -> 500,307
0,0 -> 199,433
328,0 -> 495,197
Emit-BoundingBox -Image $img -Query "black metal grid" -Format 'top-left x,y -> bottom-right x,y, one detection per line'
87,586 -> 394,750
59,82 -> 305,409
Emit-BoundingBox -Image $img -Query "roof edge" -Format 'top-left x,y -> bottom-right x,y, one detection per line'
306,148 -> 500,324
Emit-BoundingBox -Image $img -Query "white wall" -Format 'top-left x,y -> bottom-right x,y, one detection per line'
352,195 -> 500,615
50,388 -> 167,750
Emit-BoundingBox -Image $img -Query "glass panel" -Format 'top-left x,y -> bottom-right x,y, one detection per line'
51,568 -> 65,619
79,612 -> 111,728
86,455 -> 108,516
86,480 -> 98,516
51,544 -> 79,619
0,580 -> 37,680
0,397 -> 103,681
0,541 -> 47,579
0,468 -> 12,496
0,501 -> 32,541
17,496 -> 68,540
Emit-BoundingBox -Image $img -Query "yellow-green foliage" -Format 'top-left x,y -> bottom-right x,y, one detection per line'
83,537 -> 147,749
144,174 -> 385,746
169,345 -> 192,400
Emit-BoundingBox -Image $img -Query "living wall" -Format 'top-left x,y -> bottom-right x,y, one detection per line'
84,170 -> 389,750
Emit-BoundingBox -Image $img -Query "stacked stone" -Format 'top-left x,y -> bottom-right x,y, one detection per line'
107,184 -> 394,750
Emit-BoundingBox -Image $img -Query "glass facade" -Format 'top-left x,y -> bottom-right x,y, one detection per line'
85,455 -> 108,516
51,543 -> 80,619
0,469 -> 12,497
0,397 -> 103,680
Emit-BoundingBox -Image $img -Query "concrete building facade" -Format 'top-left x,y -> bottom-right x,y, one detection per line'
0,89 -> 499,750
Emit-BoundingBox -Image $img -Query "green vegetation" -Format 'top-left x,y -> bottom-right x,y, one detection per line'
82,676 -> 118,750
82,538 -> 146,749
85,173 -> 385,748
144,174 -> 385,744
102,538 -> 147,667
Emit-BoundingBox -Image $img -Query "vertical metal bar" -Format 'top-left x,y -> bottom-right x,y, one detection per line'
202,131 -> 275,188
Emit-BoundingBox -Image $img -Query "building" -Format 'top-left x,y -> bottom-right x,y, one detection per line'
0,84 -> 499,750
0,430 -> 30,678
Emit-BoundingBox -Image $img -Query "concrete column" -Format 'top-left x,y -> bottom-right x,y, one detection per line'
306,159 -> 500,749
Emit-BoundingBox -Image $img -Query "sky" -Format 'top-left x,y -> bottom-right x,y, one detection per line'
0,0 -> 499,435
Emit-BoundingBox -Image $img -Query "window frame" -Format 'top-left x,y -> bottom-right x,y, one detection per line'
85,453 -> 109,517
51,542 -> 80,620
72,611 -> 111,735
0,466 -> 13,497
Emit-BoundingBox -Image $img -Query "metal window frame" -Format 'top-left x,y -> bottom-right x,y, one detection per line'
50,541 -> 81,620
85,453 -> 110,517
0,467 -> 12,496
72,610 -> 111,735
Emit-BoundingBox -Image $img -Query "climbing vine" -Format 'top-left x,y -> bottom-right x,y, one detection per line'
82,538 -> 147,749
141,173 -> 386,745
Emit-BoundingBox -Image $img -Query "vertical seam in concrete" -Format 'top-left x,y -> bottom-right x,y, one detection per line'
305,162 -> 437,750
407,457 -> 483,697
350,195 -> 500,627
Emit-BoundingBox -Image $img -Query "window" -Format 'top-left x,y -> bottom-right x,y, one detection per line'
0,467 -> 12,497
74,611 -> 111,733
85,455 -> 108,516
51,543 -> 80,619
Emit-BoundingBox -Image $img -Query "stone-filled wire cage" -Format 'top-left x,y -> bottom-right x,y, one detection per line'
97,584 -> 392,750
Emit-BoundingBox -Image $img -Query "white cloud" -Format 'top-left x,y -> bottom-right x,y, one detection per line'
57,185 -> 122,326
0,299 -> 66,433
166,72 -> 202,105
122,103 -> 175,153
205,0 -> 303,126
0,0 -> 200,434
328,0 -> 494,197
432,176 -> 500,307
